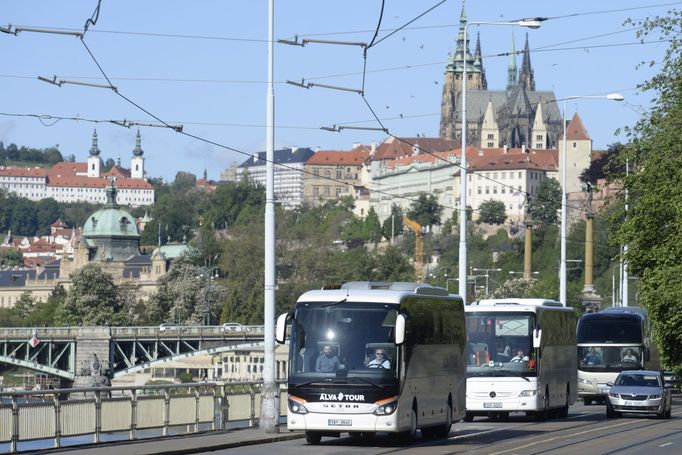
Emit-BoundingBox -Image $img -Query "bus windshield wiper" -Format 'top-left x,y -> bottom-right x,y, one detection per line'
319,298 -> 347,308
346,377 -> 385,390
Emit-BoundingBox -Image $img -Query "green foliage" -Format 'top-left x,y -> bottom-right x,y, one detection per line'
381,205 -> 404,241
0,250 -> 23,268
0,142 -> 63,166
478,200 -> 507,225
147,258 -> 227,325
364,208 -> 383,243
13,292 -> 34,320
527,178 -> 561,225
177,371 -> 194,383
614,9 -> 682,373
407,193 -> 443,227
55,264 -> 131,326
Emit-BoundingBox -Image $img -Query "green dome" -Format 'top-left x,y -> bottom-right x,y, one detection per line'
83,184 -> 140,239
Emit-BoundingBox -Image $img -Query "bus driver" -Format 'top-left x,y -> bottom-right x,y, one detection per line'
367,348 -> 391,369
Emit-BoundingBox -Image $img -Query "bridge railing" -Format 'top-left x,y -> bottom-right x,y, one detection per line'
0,380 -> 286,453
0,326 -> 265,339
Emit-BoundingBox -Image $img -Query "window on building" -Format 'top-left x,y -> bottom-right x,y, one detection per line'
336,169 -> 342,179
487,142 -> 494,147
536,135 -> 543,141
518,172 -> 522,179
487,133 -> 494,140
493,186 -> 497,194
485,186 -> 490,194
324,170 -> 331,178
477,187 -> 482,194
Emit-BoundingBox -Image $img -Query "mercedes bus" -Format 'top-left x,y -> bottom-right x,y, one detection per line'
275,281 -> 466,445
464,299 -> 577,421
577,306 -> 658,405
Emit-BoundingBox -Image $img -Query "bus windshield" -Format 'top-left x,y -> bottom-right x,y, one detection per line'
578,346 -> 644,372
466,312 -> 536,377
289,302 -> 399,382
576,317 -> 643,344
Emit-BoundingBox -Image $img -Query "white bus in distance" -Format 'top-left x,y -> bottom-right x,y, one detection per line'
276,281 -> 467,445
464,298 -> 577,421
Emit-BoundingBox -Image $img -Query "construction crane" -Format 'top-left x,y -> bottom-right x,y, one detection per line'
403,217 -> 424,282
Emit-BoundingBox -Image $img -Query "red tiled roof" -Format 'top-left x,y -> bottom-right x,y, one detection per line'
47,175 -> 152,189
306,148 -> 369,166
0,166 -> 47,177
566,113 -> 591,141
372,137 -> 458,161
47,162 -> 87,177
104,166 -> 131,178
469,148 -> 558,172
50,219 -> 68,228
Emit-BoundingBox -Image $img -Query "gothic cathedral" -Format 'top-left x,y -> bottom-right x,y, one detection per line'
439,4 -> 563,150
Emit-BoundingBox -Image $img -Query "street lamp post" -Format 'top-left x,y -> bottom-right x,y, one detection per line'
472,268 -> 502,294
559,93 -> 624,307
459,17 -> 544,305
199,267 -> 219,326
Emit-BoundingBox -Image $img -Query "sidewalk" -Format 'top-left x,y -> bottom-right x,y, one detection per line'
24,427 -> 305,455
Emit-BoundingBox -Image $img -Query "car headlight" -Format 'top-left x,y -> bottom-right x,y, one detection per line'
578,378 -> 592,385
288,396 -> 309,415
519,390 -> 537,397
373,397 -> 398,416
608,392 -> 620,399
649,394 -> 661,399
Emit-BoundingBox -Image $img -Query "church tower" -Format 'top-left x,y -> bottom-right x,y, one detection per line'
480,101 -> 499,148
439,3 -> 487,140
87,129 -> 102,178
531,103 -> 548,149
130,129 -> 145,179
518,33 -> 536,91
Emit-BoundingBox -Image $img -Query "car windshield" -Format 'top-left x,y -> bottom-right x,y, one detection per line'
289,302 -> 398,382
615,373 -> 661,388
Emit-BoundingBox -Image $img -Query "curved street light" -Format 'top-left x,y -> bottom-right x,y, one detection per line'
559,93 -> 624,307
459,16 -> 546,305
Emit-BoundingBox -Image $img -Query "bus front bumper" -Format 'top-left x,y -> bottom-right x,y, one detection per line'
287,410 -> 399,433
466,395 -> 542,413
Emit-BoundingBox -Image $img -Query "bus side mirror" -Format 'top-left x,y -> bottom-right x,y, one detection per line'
533,328 -> 542,349
275,313 -> 290,344
395,314 -> 406,345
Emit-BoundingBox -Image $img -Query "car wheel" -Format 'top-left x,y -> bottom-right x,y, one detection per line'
305,431 -> 322,445
606,402 -> 618,419
535,392 -> 549,421
665,406 -> 672,419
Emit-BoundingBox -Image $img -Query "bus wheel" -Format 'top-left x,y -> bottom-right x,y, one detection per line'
558,386 -> 570,418
434,404 -> 452,438
463,412 -> 474,422
535,392 -> 549,421
398,407 -> 418,445
305,431 -> 322,445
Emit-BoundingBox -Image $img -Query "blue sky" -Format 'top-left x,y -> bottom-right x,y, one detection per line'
0,1 -> 676,181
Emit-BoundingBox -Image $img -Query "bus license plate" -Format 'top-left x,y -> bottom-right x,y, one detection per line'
328,419 -> 352,426
624,401 -> 644,407
483,402 -> 502,409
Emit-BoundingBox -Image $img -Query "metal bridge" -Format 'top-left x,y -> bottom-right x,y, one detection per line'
0,325 -> 265,381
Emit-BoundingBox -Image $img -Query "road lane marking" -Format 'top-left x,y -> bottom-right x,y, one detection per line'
487,420 -> 644,455
659,442 -> 673,447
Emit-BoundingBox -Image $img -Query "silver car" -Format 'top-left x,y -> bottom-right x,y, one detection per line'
606,370 -> 672,419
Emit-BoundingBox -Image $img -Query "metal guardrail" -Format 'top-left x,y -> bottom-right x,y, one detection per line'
0,326 -> 266,339
0,381 -> 287,453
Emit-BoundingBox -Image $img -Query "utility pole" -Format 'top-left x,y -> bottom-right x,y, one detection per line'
260,0 -> 279,434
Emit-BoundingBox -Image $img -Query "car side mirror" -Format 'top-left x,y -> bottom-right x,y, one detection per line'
606,382 -> 614,387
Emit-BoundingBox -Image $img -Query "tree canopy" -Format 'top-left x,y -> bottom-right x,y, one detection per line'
613,9 -> 682,373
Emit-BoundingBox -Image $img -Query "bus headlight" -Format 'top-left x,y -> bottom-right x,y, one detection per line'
288,396 -> 309,414
578,378 -> 592,385
519,390 -> 537,397
373,397 -> 398,415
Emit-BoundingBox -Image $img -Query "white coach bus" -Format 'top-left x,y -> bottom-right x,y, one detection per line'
464,298 -> 577,421
276,281 -> 467,445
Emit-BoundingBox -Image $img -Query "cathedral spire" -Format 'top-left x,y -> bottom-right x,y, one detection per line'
474,32 -> 487,90
507,32 -> 518,90
518,33 -> 536,91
